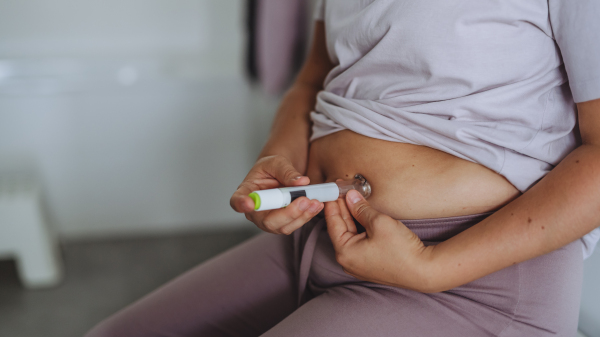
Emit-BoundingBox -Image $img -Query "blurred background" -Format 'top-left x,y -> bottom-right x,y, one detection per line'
0,1 -> 597,336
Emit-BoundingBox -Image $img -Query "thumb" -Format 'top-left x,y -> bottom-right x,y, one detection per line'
346,190 -> 381,236
269,157 -> 309,187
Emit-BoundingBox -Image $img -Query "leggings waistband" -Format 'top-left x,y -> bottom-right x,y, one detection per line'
371,211 -> 495,242
294,210 -> 496,306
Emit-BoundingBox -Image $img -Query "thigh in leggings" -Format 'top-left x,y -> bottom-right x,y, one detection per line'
85,232 -> 297,337
262,216 -> 583,337
86,214 -> 583,337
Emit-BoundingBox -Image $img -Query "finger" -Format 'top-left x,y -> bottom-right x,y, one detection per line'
267,157 -> 310,187
230,178 -> 283,213
279,200 -> 324,235
345,190 -> 385,237
231,193 -> 255,213
324,200 -> 357,250
261,197 -> 320,233
245,210 -> 269,232
337,198 -> 357,234
248,178 -> 283,189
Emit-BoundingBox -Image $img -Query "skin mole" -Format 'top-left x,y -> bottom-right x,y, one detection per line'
576,160 -> 580,163
541,226 -> 545,230
528,217 -> 532,223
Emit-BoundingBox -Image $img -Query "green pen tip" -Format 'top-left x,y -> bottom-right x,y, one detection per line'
248,192 -> 261,210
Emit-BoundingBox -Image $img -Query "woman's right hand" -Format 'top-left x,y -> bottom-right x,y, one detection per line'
230,155 -> 324,235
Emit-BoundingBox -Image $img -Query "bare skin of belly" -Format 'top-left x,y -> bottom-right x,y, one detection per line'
305,130 -> 522,219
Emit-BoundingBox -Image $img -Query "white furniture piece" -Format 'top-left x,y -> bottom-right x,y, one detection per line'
0,174 -> 63,288
579,247 -> 600,337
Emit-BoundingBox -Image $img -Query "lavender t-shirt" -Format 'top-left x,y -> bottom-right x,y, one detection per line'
310,0 -> 600,258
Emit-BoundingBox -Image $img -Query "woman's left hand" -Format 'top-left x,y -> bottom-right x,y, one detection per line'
324,189 -> 436,292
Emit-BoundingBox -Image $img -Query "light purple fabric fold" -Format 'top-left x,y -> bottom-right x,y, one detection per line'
256,0 -> 306,95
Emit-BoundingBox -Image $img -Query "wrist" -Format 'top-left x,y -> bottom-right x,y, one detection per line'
413,245 -> 447,293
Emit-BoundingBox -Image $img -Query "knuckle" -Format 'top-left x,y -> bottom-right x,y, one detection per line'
262,219 -> 277,232
270,155 -> 286,169
280,226 -> 294,235
255,157 -> 273,173
274,157 -> 296,176
281,168 -> 298,182
289,204 -> 304,219
262,219 -> 273,231
355,203 -> 369,218
259,225 -> 273,234
267,158 -> 287,177
273,155 -> 286,165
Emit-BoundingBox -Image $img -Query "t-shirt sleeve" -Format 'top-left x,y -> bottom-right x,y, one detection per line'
313,0 -> 325,21
549,0 -> 600,103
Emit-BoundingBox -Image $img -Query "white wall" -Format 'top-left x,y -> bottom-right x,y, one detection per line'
0,0 -> 217,58
0,0 -> 280,238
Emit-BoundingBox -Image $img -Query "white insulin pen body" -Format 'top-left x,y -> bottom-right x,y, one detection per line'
249,174 -> 371,211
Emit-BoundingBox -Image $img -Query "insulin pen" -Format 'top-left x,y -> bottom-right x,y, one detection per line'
248,174 -> 372,211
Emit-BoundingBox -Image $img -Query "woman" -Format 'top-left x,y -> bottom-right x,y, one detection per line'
87,0 -> 600,336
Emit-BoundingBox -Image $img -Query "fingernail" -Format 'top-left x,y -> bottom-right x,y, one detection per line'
347,190 -> 363,204
298,199 -> 309,211
291,176 -> 302,181
309,201 -> 321,213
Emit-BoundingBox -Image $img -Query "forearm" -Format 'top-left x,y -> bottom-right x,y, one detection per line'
258,82 -> 320,173
425,144 -> 600,292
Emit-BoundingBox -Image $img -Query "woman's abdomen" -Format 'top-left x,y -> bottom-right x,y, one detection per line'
305,130 -> 521,219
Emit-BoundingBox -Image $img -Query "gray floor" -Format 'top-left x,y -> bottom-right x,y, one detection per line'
0,228 -> 258,337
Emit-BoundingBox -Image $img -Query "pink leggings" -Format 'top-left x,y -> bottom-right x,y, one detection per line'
85,212 -> 583,337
